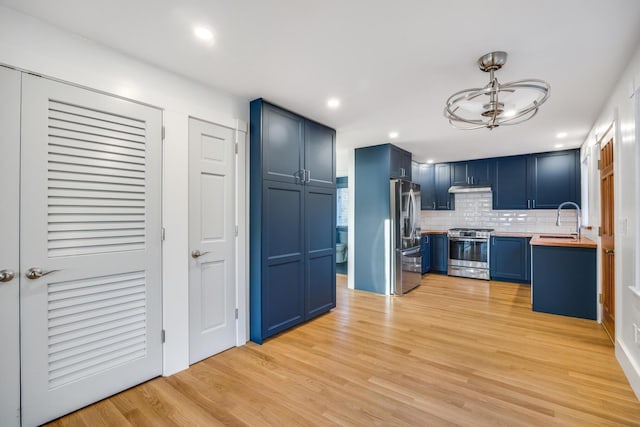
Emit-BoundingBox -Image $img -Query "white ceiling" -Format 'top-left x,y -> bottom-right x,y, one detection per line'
4,0 -> 640,168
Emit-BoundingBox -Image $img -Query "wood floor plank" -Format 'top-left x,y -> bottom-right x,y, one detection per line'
46,274 -> 640,426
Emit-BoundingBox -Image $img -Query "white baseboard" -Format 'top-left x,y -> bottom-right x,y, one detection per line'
616,340 -> 640,400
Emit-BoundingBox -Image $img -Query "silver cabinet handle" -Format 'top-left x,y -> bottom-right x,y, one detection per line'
25,268 -> 59,280
191,250 -> 210,259
433,201 -> 436,209
0,269 -> 15,282
305,170 -> 311,183
527,200 -> 531,209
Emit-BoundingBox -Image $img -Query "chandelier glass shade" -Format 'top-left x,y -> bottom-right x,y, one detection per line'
444,52 -> 550,130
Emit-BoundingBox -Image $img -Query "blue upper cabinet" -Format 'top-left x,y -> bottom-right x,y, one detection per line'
493,155 -> 529,210
528,150 -> 580,209
493,149 -> 580,210
390,145 -> 412,180
450,159 -> 492,186
419,163 -> 437,210
304,120 -> 336,188
261,102 -> 304,184
435,163 -> 454,210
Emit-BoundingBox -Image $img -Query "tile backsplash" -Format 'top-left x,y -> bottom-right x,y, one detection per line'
419,192 -> 580,234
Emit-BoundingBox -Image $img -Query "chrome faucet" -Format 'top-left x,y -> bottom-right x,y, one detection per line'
556,201 -> 581,239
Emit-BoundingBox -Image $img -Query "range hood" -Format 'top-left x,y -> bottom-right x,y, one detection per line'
448,185 -> 492,194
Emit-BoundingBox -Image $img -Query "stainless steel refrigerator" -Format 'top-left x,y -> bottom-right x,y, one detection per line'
389,179 -> 422,295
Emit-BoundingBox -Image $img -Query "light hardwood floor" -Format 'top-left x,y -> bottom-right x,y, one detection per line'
48,274 -> 640,426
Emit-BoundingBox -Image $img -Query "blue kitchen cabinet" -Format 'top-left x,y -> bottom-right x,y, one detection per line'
430,234 -> 448,273
531,245 -> 596,320
435,163 -> 454,210
490,236 -> 531,283
527,150 -> 580,209
451,159 -> 493,186
421,235 -> 431,274
354,144 -> 412,294
418,163 -> 437,210
493,155 -> 529,210
390,145 -> 412,180
493,149 -> 580,210
250,99 -> 336,344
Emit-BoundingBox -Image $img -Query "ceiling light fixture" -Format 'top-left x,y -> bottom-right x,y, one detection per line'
444,51 -> 550,130
426,159 -> 434,164
194,26 -> 214,42
556,131 -> 568,139
327,98 -> 340,109
389,131 -> 399,139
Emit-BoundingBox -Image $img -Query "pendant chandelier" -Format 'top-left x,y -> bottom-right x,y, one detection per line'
444,51 -> 550,130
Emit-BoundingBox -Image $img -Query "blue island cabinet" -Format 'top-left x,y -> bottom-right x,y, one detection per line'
250,99 -> 336,344
531,245 -> 596,320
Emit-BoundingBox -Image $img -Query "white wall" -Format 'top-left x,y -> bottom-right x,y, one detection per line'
0,6 -> 249,376
581,39 -> 640,399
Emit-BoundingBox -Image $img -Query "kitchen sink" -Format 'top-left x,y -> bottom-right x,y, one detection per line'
538,234 -> 577,240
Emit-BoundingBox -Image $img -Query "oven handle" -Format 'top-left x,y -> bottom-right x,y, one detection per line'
448,236 -> 489,243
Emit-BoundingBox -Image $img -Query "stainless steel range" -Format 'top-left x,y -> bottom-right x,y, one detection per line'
447,228 -> 494,280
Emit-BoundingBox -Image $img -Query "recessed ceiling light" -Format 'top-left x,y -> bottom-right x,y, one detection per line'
426,159 -> 434,164
554,143 -> 564,148
194,26 -> 214,42
388,132 -> 399,139
327,98 -> 340,109
556,132 -> 568,139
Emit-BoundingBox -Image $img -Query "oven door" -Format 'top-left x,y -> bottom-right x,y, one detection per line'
448,237 -> 489,269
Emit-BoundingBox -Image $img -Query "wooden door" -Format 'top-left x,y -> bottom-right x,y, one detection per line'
20,74 -> 163,426
0,66 -> 21,427
188,118 -> 237,364
600,138 -> 615,342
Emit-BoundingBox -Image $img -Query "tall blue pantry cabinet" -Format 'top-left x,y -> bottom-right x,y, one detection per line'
249,99 -> 336,343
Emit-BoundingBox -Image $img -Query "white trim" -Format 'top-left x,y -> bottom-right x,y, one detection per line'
629,286 -> 640,299
635,89 -> 640,293
617,341 -> 640,400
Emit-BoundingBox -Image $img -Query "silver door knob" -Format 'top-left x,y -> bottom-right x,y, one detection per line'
191,250 -> 210,259
604,249 -> 615,255
25,268 -> 59,280
0,269 -> 15,282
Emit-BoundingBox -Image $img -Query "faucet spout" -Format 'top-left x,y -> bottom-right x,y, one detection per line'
556,201 -> 581,239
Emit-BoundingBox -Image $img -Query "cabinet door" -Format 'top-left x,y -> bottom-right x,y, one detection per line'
451,162 -> 468,185
305,187 -> 336,319
435,163 -> 453,210
468,159 -> 492,185
421,235 -> 431,273
528,150 -> 579,209
261,181 -> 305,340
261,102 -> 304,184
493,155 -> 528,210
490,237 -> 529,282
419,164 -> 436,210
390,146 -> 411,179
411,161 -> 420,184
430,234 -> 448,273
304,120 -> 335,188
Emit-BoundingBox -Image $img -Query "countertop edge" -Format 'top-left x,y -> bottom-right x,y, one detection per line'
530,234 -> 597,248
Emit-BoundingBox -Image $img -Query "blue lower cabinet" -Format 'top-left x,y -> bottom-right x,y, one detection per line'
421,235 -> 431,274
531,245 -> 596,320
430,234 -> 448,273
490,236 -> 531,283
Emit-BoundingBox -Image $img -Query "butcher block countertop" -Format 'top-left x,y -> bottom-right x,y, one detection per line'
421,230 -> 447,235
529,234 -> 597,248
492,232 -> 534,238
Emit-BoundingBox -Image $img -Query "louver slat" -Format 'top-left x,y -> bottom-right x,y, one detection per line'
47,98 -> 147,257
47,271 -> 147,389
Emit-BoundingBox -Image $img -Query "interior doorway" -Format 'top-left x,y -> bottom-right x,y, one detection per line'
600,137 -> 615,342
336,177 -> 348,275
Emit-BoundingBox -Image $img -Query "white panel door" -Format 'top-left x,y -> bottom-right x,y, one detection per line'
20,74 -> 163,426
188,118 -> 236,364
0,66 -> 21,427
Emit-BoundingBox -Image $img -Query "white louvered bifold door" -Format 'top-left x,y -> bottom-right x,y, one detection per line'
20,74 -> 163,427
